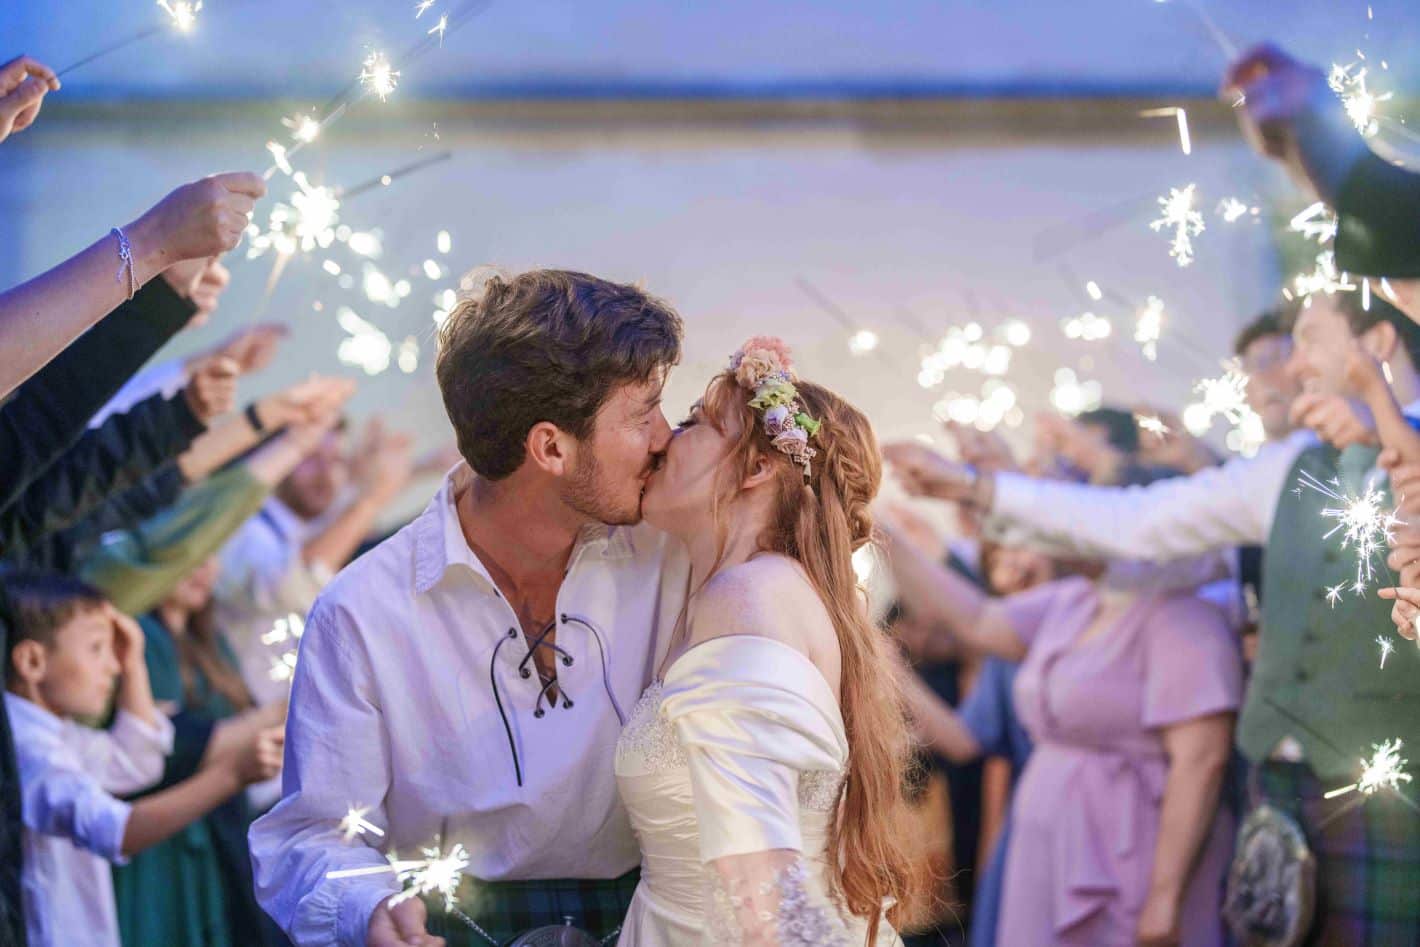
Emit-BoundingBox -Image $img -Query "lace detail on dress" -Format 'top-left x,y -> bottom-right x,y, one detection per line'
796,770 -> 843,812
706,857 -> 851,946
615,681 -> 687,773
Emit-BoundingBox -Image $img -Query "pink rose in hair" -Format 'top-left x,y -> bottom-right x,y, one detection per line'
740,336 -> 794,370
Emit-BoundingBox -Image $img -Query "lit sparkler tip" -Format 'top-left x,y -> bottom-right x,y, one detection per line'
359,52 -> 401,102
1377,635 -> 1396,669
1134,296 -> 1165,361
339,806 -> 387,842
284,113 -> 322,143
1136,413 -> 1170,438
848,329 -> 879,356
1149,184 -> 1205,267
157,0 -> 202,33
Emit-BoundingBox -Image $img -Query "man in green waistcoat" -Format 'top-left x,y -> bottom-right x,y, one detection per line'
885,290 -> 1420,944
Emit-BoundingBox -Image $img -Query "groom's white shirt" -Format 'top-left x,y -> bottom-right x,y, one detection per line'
249,464 -> 690,947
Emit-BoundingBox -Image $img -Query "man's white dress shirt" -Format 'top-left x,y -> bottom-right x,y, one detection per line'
249,465 -> 689,947
5,692 -> 174,947
987,429 -> 1320,561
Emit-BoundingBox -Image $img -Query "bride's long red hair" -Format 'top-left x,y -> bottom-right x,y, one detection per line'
700,371 -> 929,941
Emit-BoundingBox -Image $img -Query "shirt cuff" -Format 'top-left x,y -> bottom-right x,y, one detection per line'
98,797 -> 134,866
339,883 -> 401,947
111,708 -> 176,757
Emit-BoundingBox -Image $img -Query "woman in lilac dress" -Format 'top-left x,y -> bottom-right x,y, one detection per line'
883,528 -> 1241,946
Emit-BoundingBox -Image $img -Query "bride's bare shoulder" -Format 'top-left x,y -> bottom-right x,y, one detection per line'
686,555 -> 837,663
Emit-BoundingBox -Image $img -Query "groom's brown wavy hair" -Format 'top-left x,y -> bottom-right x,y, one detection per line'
436,268 -> 683,480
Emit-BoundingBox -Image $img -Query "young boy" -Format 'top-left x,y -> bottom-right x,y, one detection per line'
4,572 -> 279,947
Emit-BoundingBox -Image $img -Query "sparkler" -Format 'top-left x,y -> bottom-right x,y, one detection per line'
328,843 -> 471,910
1289,202 -> 1339,245
1216,198 -> 1258,223
246,172 -> 342,260
1149,185 -> 1205,268
57,0 -> 202,78
283,113 -> 323,144
1136,414 -> 1170,438
1151,0 -> 1238,60
1139,107 -> 1191,155
1293,251 -> 1358,301
1324,739 -> 1412,800
339,806 -> 386,843
1377,635 -> 1396,669
337,308 -> 394,375
1329,62 -> 1392,138
1294,469 -> 1403,601
261,614 -> 305,684
359,52 -> 401,102
1192,359 -> 1250,425
1134,296 -> 1164,362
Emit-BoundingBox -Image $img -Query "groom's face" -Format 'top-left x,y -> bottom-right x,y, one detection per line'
562,374 -> 673,526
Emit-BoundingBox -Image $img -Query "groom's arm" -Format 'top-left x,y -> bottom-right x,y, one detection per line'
249,601 -> 401,947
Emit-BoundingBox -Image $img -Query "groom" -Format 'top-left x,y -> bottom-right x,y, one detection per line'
250,269 -> 691,947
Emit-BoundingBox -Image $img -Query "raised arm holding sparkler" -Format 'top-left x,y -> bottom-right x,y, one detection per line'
0,171 -> 266,400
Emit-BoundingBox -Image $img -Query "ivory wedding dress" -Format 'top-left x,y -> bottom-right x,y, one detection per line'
613,635 -> 900,946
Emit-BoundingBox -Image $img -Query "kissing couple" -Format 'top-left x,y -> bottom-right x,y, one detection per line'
250,268 -> 926,946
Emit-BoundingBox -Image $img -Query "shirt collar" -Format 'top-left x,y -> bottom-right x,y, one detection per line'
259,496 -> 308,544
3,691 -> 63,739
412,465 -> 637,596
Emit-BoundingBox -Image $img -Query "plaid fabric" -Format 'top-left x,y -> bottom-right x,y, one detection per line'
1254,761 -> 1420,946
425,869 -> 640,946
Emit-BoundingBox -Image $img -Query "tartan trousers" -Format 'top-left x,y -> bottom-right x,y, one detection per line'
1254,761 -> 1420,946
424,869 -> 640,946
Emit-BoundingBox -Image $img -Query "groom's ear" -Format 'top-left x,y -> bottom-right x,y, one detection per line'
525,421 -> 574,476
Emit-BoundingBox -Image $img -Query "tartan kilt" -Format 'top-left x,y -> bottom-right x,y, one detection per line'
1254,761 -> 1420,946
424,869 -> 640,946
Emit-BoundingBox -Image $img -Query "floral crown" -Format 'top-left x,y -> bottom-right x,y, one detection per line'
727,336 -> 822,479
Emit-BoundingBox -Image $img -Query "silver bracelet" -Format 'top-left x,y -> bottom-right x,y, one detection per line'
111,227 -> 137,300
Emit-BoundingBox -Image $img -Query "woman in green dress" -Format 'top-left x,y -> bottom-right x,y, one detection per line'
112,556 -> 286,946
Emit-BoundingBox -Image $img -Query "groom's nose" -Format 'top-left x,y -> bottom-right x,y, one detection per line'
648,410 -> 673,454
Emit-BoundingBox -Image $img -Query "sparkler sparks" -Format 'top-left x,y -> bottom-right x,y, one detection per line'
1329,62 -> 1392,138
283,113 -> 322,143
328,843 -> 471,911
428,14 -> 449,43
157,0 -> 202,33
1216,198 -> 1258,223
415,0 -> 437,15
337,307 -> 393,376
1136,414 -> 1170,438
1326,583 -> 1346,607
1294,250 -> 1358,300
359,52 -> 401,102
1062,312 -> 1112,342
1193,359 -> 1250,425
1295,469 -> 1403,601
1135,296 -> 1164,361
1377,635 -> 1396,669
339,806 -> 386,843
1324,739 -> 1412,800
1149,184 -> 1205,267
247,173 -> 342,259
1290,201 -> 1339,245
848,329 -> 880,356
261,614 -> 304,684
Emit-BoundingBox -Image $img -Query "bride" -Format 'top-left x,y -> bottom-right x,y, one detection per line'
614,337 -> 920,946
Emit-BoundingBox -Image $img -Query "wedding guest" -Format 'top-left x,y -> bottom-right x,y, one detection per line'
113,558 -> 285,947
0,174 -> 262,400
886,290 -> 1420,943
1226,44 -> 1420,280
214,415 -> 415,712
885,529 -> 1239,945
4,573 -> 272,947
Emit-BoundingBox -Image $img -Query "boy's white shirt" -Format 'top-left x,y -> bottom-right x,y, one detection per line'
4,692 -> 173,947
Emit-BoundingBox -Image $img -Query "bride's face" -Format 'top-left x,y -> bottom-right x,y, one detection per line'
641,400 -> 741,534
